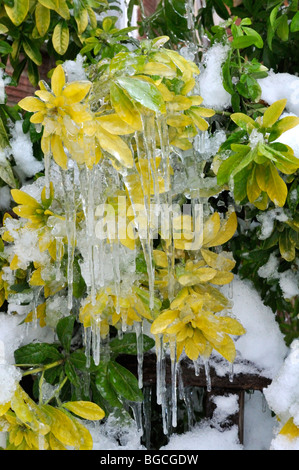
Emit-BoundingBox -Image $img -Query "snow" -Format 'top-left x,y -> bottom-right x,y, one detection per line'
63,55 -> 88,82
222,276 -> 288,379
197,43 -> 232,110
258,71 -> 299,115
0,363 -> 21,405
9,120 -> 44,180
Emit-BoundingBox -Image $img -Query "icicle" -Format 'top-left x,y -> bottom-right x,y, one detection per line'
228,281 -> 234,300
155,335 -> 168,434
134,321 -> 144,389
193,358 -> 200,376
83,326 -> 92,368
32,286 -> 43,329
79,165 -> 97,305
169,337 -> 177,428
204,359 -> 211,392
229,362 -> 234,383
131,401 -> 143,432
55,236 -> 63,281
60,165 -> 76,312
124,131 -> 155,310
91,318 -> 101,366
143,386 -> 152,449
44,152 -> 51,199
110,240 -> 121,315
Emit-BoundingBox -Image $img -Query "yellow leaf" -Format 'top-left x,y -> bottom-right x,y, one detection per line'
0,402 -> 10,416
279,418 -> 299,440
5,0 -> 29,26
52,22 -> 69,56
29,267 -> 45,286
170,287 -> 189,310
178,267 -> 218,286
10,254 -> 20,270
202,212 -> 221,246
42,405 -> 80,448
266,164 -> 288,207
35,2 -> 50,37
201,248 -> 236,272
153,250 -> 168,268
96,115 -> 136,135
262,99 -> 287,128
210,271 -> 234,285
143,62 -> 176,78
167,95 -> 192,112
166,113 -> 193,128
97,128 -> 133,168
18,96 -> 45,112
11,189 -> 40,208
62,401 -> 105,421
63,81 -> 92,104
184,337 -> 200,361
204,212 -> 237,248
151,310 -> 179,334
51,134 -> 68,169
219,317 -> 246,336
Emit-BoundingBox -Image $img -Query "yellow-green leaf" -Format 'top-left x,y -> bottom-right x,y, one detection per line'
186,108 -> 209,131
5,0 -> 29,26
110,82 -> 142,131
262,99 -> 287,128
52,21 -> 69,55
230,113 -> 258,132
35,2 -> 50,37
75,8 -> 88,35
62,401 -> 105,421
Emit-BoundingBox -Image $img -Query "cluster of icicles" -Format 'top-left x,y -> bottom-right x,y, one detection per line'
44,0 -> 217,435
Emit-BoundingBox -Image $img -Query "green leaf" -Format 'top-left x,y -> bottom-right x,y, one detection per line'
14,343 -> 62,365
221,57 -> 234,95
242,27 -> 264,48
69,349 -> 88,371
269,116 -> 299,142
22,38 -> 42,66
232,35 -> 260,49
109,332 -> 155,357
0,40 -> 12,55
64,360 -> 80,387
290,11 -> 299,32
217,149 -> 249,186
95,362 -> 123,408
279,230 -> 295,262
117,77 -> 166,114
276,14 -> 289,41
108,361 -> 143,402
56,315 -> 75,352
